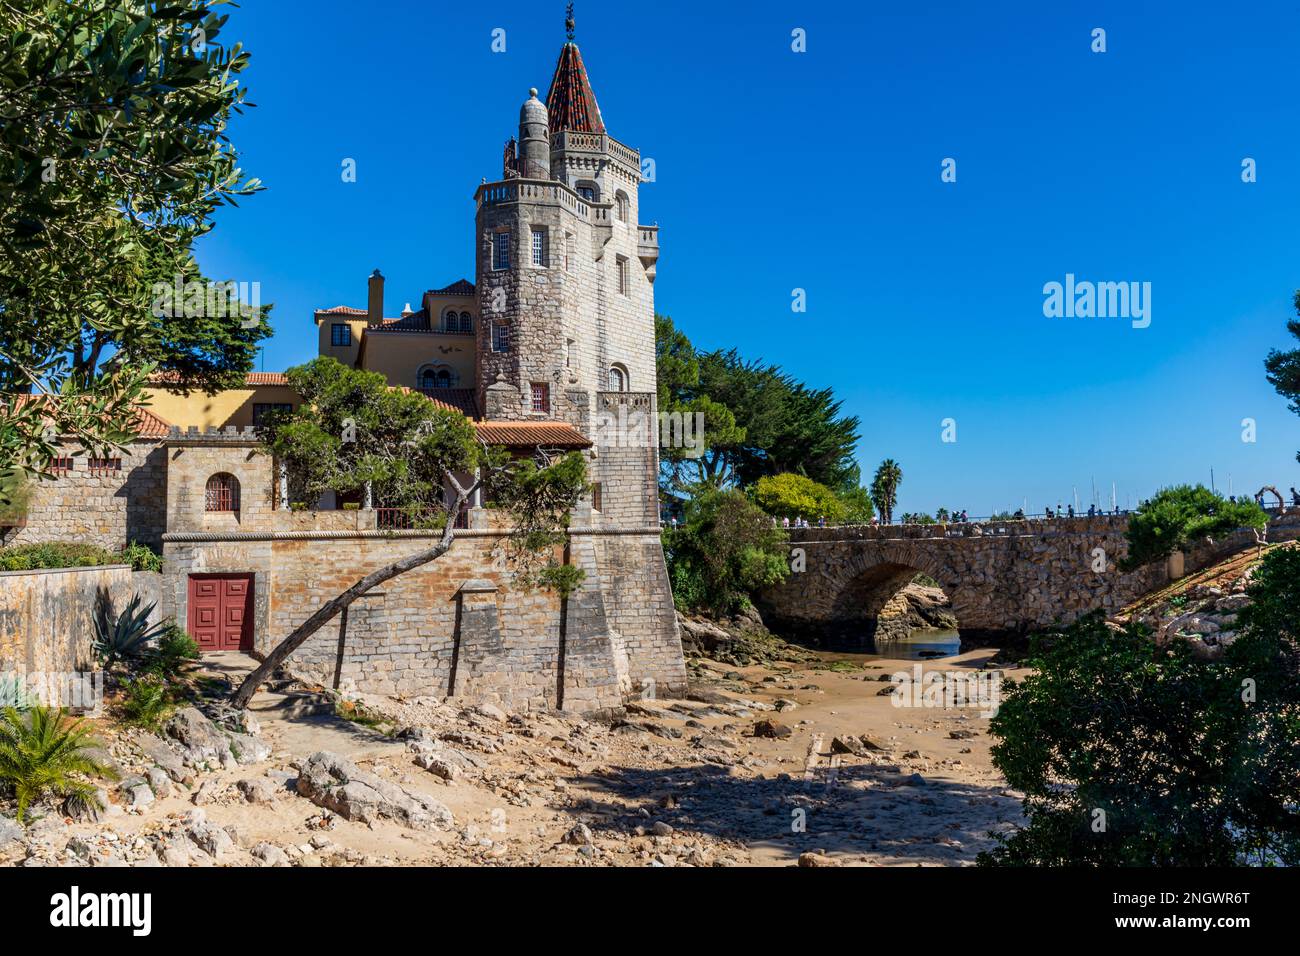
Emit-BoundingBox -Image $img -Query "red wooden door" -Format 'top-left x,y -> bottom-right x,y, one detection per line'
188,574 -> 254,652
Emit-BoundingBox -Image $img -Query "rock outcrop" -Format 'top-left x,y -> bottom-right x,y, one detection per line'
898,583 -> 959,629
296,751 -> 454,831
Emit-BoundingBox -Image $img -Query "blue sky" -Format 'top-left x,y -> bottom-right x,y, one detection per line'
196,0 -> 1300,516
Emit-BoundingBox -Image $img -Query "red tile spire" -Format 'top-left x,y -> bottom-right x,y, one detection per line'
545,11 -> 605,135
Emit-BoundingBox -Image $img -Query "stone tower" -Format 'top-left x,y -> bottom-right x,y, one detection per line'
474,26 -> 658,433
472,17 -> 681,702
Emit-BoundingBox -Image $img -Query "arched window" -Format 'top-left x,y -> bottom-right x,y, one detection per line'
205,473 -> 240,513
459,311 -> 473,333
443,309 -> 459,333
576,180 -> 599,202
607,365 -> 628,392
615,192 -> 629,222
419,366 -> 453,389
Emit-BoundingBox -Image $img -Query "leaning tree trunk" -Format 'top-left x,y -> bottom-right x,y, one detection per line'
229,510 -> 459,710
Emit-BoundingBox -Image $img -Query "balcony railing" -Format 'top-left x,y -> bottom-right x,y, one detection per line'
375,506 -> 470,531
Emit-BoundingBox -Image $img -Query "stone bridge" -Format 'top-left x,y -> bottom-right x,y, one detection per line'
758,513 -> 1300,646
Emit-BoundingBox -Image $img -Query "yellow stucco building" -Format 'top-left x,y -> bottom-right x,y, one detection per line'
147,275 -> 485,428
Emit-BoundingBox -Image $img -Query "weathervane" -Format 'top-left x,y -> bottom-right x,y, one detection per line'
565,3 -> 575,41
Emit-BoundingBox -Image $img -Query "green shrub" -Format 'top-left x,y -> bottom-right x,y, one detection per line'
0,705 -> 118,822
751,473 -> 846,523
664,489 -> 789,616
838,486 -> 875,524
144,624 -> 200,680
120,676 -> 172,729
92,593 -> 169,670
0,541 -> 117,572
119,540 -> 162,573
535,563 -> 586,598
981,548 -> 1300,866
1121,484 -> 1268,570
1237,544 -> 1300,640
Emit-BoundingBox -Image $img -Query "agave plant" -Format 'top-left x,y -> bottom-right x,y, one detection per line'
0,673 -> 35,711
0,706 -> 119,822
92,593 -> 168,671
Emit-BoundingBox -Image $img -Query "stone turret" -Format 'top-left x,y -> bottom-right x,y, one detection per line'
518,88 -> 550,180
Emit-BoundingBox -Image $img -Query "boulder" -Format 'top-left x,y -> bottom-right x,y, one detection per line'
797,851 -> 838,867
0,814 -> 21,849
752,719 -> 793,740
138,734 -> 191,784
296,751 -> 454,831
252,842 -> 290,866
414,753 -> 461,783
146,766 -> 172,799
164,707 -> 233,766
159,837 -> 193,866
62,789 -> 107,823
227,732 -> 272,765
899,583 -> 959,629
474,703 -> 508,722
562,823 -> 594,845
192,779 -> 224,806
236,777 -> 279,805
186,820 -> 234,860
830,734 -> 885,755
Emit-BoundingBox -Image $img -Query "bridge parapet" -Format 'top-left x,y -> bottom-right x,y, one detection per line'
787,514 -> 1132,543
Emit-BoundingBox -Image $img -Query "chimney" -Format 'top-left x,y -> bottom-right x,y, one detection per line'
367,269 -> 384,327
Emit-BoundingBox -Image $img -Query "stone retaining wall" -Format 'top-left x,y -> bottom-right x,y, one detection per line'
0,565 -> 161,707
162,527 -> 683,713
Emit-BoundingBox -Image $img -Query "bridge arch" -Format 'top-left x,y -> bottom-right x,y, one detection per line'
824,546 -> 964,646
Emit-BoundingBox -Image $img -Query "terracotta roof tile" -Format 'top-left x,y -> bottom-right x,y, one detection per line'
546,42 -> 605,134
390,386 -> 479,419
427,279 -> 475,296
149,371 -> 288,388
475,421 -> 591,448
374,309 -> 433,332
427,389 -> 479,417
9,394 -> 171,439
243,372 -> 289,385
316,305 -> 367,315
133,407 -> 172,438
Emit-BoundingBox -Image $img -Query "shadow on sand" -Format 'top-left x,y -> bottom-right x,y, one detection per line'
559,753 -> 1021,865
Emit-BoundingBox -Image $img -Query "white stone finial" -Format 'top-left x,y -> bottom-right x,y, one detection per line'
529,87 -> 538,97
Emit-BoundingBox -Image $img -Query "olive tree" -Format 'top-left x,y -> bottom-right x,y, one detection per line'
231,358 -> 587,709
1,1 -> 266,495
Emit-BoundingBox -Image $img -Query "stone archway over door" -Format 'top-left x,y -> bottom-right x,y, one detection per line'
188,574 -> 254,652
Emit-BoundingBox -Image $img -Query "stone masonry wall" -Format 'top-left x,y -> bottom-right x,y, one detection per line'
9,440 -> 167,551
590,531 -> 687,698
0,565 -> 160,709
760,513 -> 1300,644
162,529 -> 638,713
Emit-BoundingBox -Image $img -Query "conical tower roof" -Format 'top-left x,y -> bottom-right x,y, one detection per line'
545,40 -> 605,134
